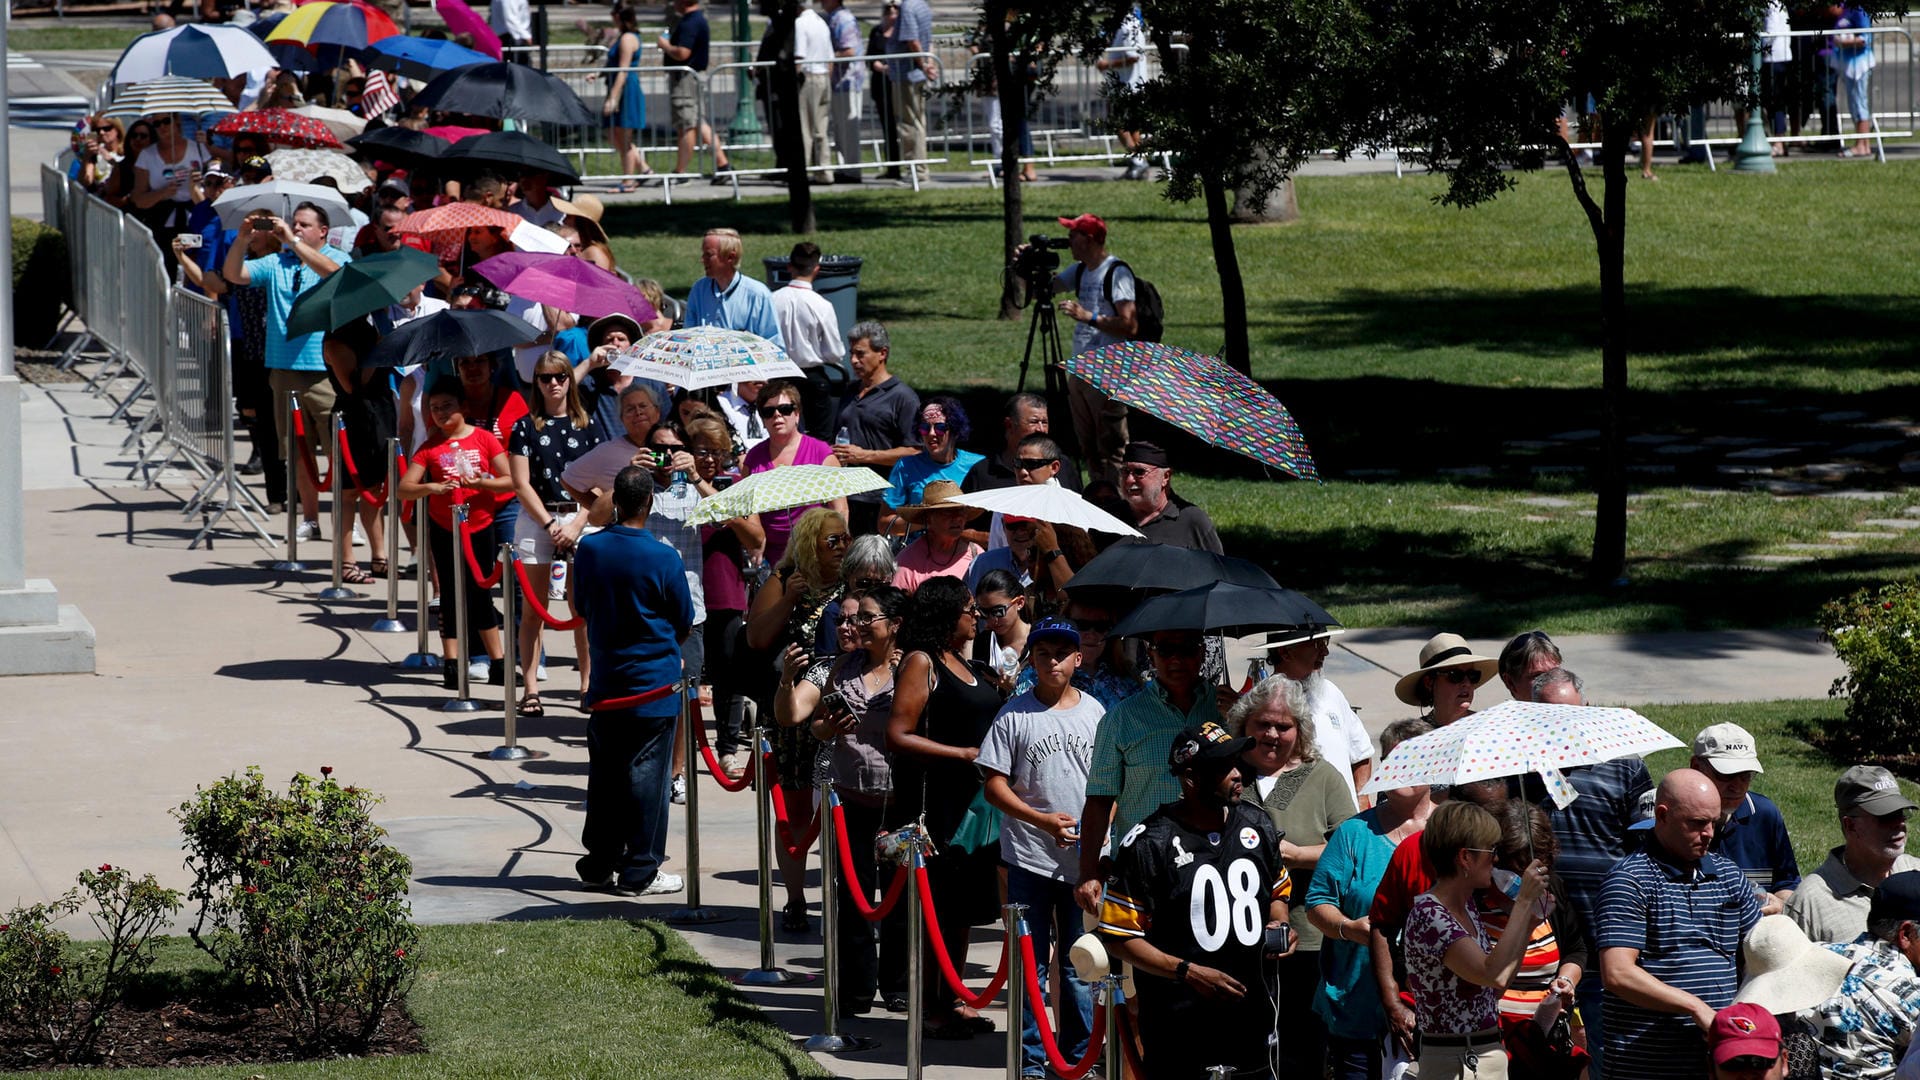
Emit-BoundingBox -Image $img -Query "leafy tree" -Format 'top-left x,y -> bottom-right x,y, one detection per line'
1367,0 -> 1894,580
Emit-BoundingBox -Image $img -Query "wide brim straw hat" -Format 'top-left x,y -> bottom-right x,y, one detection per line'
1734,914 -> 1851,1016
550,193 -> 608,246
588,312 -> 641,348
1393,632 -> 1500,706
898,479 -> 967,524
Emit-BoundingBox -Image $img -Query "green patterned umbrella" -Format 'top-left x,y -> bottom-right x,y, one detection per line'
1064,341 -> 1319,481
691,465 -> 886,525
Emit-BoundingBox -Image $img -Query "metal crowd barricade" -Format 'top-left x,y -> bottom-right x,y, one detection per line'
536,62 -> 706,201
1684,26 -> 1917,164
75,193 -> 126,381
39,166 -> 84,350
172,286 -> 273,548
113,215 -> 168,451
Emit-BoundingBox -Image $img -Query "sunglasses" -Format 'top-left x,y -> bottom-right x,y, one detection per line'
536,371 -> 571,384
1016,457 -> 1057,471
848,611 -> 891,626
152,117 -> 174,127
916,421 -> 950,435
650,443 -> 686,457
757,402 -> 799,419
822,532 -> 851,550
1151,640 -> 1204,657
1073,619 -> 1113,634
1119,465 -> 1161,478
690,447 -> 728,459
1440,668 -> 1484,686
852,575 -> 887,591
974,602 -> 1012,619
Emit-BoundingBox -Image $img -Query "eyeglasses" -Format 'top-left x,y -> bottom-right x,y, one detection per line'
1016,457 -> 1057,471
1440,669 -> 1484,686
757,402 -> 799,419
536,372 -> 571,384
916,421 -> 950,435
852,575 -> 887,591
1463,847 -> 1496,857
974,602 -> 1012,619
822,532 -> 850,550
1119,465 -> 1161,479
690,447 -> 728,459
848,611 -> 890,626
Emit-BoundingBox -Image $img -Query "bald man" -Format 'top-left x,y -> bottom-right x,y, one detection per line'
1597,769 -> 1765,1080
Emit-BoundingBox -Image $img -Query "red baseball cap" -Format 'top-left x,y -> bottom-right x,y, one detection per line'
1057,214 -> 1107,242
1708,1003 -> 1780,1065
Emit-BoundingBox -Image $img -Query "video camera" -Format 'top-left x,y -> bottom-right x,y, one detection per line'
1009,232 -> 1070,292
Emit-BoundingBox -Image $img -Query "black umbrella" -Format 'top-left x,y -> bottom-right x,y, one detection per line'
365,309 -> 538,369
1111,582 -> 1341,640
442,130 -> 582,185
408,62 -> 597,127
1064,542 -> 1280,596
347,126 -> 448,168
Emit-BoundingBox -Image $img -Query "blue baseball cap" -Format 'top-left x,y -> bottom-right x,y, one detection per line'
1025,616 -> 1081,653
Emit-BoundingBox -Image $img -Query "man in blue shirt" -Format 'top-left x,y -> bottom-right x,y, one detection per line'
1598,769 -> 1765,1080
573,466 -> 695,897
683,228 -> 783,345
221,202 -> 351,539
1691,721 -> 1799,913
884,0 -> 935,181
659,0 -> 734,178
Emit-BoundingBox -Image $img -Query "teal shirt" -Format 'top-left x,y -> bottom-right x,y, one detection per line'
1086,681 -> 1223,850
1304,808 -> 1399,1039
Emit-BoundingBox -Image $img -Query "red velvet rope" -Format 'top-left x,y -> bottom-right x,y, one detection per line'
290,402 -> 326,488
913,861 -> 1011,1009
693,715 -> 755,793
766,761 -> 823,860
452,492 -> 503,589
587,682 -> 680,712
829,798 -> 907,922
510,555 -> 584,630
1020,930 -> 1106,1079
333,423 -> 387,508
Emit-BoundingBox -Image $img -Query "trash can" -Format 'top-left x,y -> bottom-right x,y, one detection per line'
763,255 -> 862,336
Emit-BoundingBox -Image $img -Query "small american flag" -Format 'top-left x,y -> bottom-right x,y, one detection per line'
361,69 -> 400,118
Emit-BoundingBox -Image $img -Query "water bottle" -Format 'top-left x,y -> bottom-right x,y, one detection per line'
548,559 -> 568,600
834,425 -> 851,446
1490,867 -> 1524,900
669,469 -> 688,498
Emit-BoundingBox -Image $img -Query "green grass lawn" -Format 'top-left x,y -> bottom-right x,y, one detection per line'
66,920 -> 828,1079
10,25 -> 147,51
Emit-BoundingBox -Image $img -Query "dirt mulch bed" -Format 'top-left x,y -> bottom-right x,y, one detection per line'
0,997 -> 424,1071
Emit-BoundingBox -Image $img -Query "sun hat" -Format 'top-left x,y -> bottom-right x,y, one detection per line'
1708,1003 -> 1783,1066
550,193 -> 608,246
1392,632 -> 1500,706
1836,764 -> 1918,816
587,312 -> 642,349
1693,722 -> 1764,776
897,479 -> 969,524
1733,914 -> 1851,1015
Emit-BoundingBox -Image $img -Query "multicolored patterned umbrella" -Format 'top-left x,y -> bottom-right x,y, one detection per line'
472,252 -> 658,322
1065,341 -> 1319,481
691,466 -> 888,525
266,148 -> 370,192
265,0 -> 400,50
1361,700 -> 1685,808
212,107 -> 344,150
609,327 -> 802,391
103,75 -> 238,120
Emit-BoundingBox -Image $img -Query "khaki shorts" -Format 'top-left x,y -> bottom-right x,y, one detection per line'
268,368 -> 335,461
669,73 -> 701,133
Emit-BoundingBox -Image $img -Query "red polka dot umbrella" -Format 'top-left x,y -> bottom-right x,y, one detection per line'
212,107 -> 344,150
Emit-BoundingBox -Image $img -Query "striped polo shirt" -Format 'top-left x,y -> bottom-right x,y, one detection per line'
245,245 -> 352,372
1597,843 -> 1764,1078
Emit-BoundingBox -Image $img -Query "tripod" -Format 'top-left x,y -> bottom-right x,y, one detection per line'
1014,274 -> 1077,455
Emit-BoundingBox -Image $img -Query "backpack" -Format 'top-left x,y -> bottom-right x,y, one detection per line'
1076,259 -> 1164,343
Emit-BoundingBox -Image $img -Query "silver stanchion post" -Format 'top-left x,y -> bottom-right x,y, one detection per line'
1003,903 -> 1027,1080
272,390 -> 304,572
907,840 -> 925,1080
401,493 -> 440,669
804,783 -> 875,1052
735,724 -> 803,985
1101,975 -> 1122,1080
371,438 -> 406,632
667,679 -> 727,924
487,543 -> 534,760
442,502 -> 478,713
315,416 -> 360,600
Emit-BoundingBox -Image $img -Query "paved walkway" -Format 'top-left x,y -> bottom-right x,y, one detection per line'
2,362 -> 1851,1077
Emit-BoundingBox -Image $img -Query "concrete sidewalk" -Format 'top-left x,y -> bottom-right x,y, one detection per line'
0,363 -> 1848,1078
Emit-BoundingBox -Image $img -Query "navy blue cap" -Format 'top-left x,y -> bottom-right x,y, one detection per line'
1870,870 -> 1920,923
1027,616 -> 1081,651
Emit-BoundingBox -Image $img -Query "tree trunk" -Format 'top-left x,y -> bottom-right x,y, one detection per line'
1231,150 -> 1299,224
1202,172 -> 1250,373
1591,120 -> 1631,584
989,4 -> 1024,320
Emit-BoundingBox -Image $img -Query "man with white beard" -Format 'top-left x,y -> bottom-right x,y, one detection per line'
1265,627 -> 1371,807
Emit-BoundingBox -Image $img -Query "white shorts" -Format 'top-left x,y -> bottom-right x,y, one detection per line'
513,509 -> 592,565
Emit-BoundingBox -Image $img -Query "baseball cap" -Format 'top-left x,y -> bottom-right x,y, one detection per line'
1693,722 -> 1764,775
1025,616 -> 1081,654
240,155 -> 271,175
1869,871 -> 1920,924
1836,765 -> 1918,816
1168,720 -> 1252,775
1708,1003 -> 1780,1065
1057,213 -> 1107,242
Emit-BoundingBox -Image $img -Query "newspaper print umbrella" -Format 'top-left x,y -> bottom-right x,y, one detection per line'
265,0 -> 401,50
1065,340 -> 1319,481
110,23 -> 276,84
945,479 -> 1143,538
691,465 -> 888,525
472,252 -> 658,322
1361,700 -> 1686,808
103,75 -> 239,120
266,148 -> 371,192
609,327 -> 803,391
212,108 -> 344,150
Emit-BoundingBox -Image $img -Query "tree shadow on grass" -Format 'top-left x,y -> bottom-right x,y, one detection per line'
627,920 -> 826,1080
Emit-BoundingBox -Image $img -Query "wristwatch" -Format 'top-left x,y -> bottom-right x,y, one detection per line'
1174,959 -> 1191,983
1041,548 -> 1065,563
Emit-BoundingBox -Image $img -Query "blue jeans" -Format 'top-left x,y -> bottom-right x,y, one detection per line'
581,709 -> 676,889
1005,865 -> 1094,1076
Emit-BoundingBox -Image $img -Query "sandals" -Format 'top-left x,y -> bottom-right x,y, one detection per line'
520,692 -> 544,717
370,558 -> 390,578
781,901 -> 810,934
341,563 -> 377,585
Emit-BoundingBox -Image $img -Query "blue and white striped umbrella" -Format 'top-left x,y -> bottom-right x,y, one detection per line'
609,327 -> 802,391
110,24 -> 277,85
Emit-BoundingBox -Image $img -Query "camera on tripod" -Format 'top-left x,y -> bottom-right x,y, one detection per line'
1011,233 -> 1070,290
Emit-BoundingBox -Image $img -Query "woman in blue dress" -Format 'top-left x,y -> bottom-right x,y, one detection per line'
601,4 -> 656,191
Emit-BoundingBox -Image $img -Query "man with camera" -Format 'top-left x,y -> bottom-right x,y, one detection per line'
1034,213 -> 1136,485
1097,719 -> 1294,1080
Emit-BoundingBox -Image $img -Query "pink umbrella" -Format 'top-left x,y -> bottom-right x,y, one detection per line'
422,123 -> 491,143
473,252 -> 660,321
433,0 -> 502,59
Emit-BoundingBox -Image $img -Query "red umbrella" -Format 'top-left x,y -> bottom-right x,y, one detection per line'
422,124 -> 492,143
433,0 -> 502,58
212,107 -> 344,150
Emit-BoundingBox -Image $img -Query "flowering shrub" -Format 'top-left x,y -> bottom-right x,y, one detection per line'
1818,580 -> 1920,758
0,865 -> 182,1063
174,767 -> 419,1052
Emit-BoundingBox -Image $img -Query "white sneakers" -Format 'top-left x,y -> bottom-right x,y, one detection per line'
639,872 -> 684,896
294,519 -> 321,542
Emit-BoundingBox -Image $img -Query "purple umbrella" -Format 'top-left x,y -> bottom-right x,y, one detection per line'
471,252 -> 660,322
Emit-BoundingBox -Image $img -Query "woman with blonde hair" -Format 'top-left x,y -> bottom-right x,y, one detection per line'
508,351 -> 603,713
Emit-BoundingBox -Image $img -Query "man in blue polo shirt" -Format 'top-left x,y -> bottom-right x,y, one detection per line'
683,228 -> 783,346
1599,768 -> 1765,1079
1691,721 -> 1799,913
221,202 -> 351,541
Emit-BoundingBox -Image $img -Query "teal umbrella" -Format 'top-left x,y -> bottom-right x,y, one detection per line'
285,247 -> 441,337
